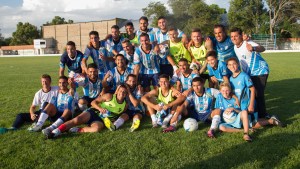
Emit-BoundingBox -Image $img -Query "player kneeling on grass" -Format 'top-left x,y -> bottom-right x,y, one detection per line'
216,82 -> 252,142
28,76 -> 75,132
141,74 -> 185,129
172,77 -> 221,137
46,84 -> 128,139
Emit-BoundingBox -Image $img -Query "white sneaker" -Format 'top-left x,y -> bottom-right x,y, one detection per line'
51,129 -> 61,138
28,123 -> 42,132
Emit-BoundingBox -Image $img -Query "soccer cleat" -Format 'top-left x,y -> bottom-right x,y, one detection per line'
0,127 -> 8,134
27,123 -> 42,132
162,126 -> 176,133
42,127 -> 52,136
271,115 -> 285,127
207,130 -> 215,138
69,127 -> 80,133
129,119 -> 140,132
103,117 -> 116,131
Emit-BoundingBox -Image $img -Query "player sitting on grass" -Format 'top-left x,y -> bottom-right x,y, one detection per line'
28,76 -> 76,132
170,58 -> 199,92
123,74 -> 145,132
216,82 -> 252,142
46,84 -> 129,139
205,50 -> 230,88
226,58 -> 284,129
141,74 -> 185,129
0,74 -> 58,134
167,77 -> 221,136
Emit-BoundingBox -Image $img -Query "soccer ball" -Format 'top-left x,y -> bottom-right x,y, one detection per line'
222,111 -> 237,124
183,118 -> 198,132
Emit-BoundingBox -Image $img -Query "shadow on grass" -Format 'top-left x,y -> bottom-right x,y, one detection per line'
265,78 -> 300,125
181,132 -> 300,168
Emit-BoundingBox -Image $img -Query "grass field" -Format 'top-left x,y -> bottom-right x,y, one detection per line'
0,53 -> 299,169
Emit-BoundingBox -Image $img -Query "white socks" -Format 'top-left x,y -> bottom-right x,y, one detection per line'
114,118 -> 125,129
210,115 -> 221,130
37,111 -> 49,126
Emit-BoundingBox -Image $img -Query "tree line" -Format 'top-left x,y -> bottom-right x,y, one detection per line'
0,0 -> 299,46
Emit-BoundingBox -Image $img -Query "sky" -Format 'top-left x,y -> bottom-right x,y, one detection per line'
0,0 -> 230,38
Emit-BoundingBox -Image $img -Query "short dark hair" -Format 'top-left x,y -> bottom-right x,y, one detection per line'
205,50 -> 217,59
59,75 -> 68,81
230,27 -> 243,35
139,33 -> 149,39
87,63 -> 98,69
192,28 -> 201,33
41,74 -> 51,82
126,74 -> 137,81
66,41 -> 75,47
178,58 -> 189,63
192,77 -> 205,84
159,74 -> 169,80
125,22 -> 134,27
226,57 -> 239,64
115,53 -> 125,59
111,25 -> 120,30
139,16 -> 148,22
157,16 -> 166,21
214,24 -> 226,32
89,31 -> 99,37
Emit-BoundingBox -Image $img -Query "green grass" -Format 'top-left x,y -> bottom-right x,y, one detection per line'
0,53 -> 300,169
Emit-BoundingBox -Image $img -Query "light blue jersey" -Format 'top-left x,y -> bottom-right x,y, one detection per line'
229,72 -> 253,110
133,45 -> 161,74
119,49 -> 135,70
170,71 -> 199,91
50,92 -> 74,112
105,37 -> 124,68
234,41 -> 269,76
186,88 -> 220,121
207,60 -> 230,83
75,75 -> 103,99
136,28 -> 157,44
215,93 -> 240,111
106,67 -> 133,92
212,36 -> 237,62
84,45 -> 110,76
127,87 -> 145,112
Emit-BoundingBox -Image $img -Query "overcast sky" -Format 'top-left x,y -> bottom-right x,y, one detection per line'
0,0 -> 230,38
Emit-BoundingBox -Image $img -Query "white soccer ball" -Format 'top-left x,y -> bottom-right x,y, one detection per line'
222,111 -> 237,124
183,118 -> 198,132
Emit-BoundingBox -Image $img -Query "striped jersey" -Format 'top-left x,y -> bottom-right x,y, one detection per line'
75,75 -> 103,99
207,60 -> 230,83
234,41 -> 269,76
50,92 -> 74,112
119,49 -> 135,70
133,45 -> 161,74
170,71 -> 199,91
106,67 -> 133,92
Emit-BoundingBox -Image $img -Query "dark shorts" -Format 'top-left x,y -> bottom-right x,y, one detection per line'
160,64 -> 174,78
141,73 -> 159,88
200,74 -> 210,80
124,109 -> 143,119
49,111 -> 63,122
80,96 -> 97,106
188,109 -> 211,123
85,108 -> 103,126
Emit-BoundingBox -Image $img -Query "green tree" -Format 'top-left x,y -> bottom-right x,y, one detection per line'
142,2 -> 169,27
44,16 -> 74,26
266,0 -> 300,37
228,0 -> 268,34
10,22 -> 40,45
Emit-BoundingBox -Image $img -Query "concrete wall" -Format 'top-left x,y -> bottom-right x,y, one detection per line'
277,38 -> 300,50
42,18 -> 127,54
